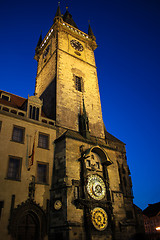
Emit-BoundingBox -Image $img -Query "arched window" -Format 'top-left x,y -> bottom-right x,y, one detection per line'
29,105 -> 40,121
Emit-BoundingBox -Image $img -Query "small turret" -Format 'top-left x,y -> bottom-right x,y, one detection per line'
79,99 -> 90,139
54,5 -> 62,22
34,32 -> 42,61
63,7 -> 78,29
88,24 -> 96,41
36,32 -> 42,49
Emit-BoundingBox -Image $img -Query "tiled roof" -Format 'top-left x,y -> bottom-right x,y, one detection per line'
143,202 -> 160,217
0,90 -> 47,117
55,129 -> 124,148
55,129 -> 106,146
0,90 -> 26,109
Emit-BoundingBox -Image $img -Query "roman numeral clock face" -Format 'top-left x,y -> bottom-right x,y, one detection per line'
70,39 -> 83,52
87,175 -> 106,200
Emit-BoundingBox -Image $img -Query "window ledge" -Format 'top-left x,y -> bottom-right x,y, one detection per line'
5,177 -> 21,182
10,140 -> 24,144
37,146 -> 50,150
36,182 -> 49,186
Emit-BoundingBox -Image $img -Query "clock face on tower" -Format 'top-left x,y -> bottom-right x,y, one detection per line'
70,39 -> 84,52
54,200 -> 62,210
87,175 -> 106,200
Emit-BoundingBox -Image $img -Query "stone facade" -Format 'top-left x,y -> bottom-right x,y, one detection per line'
0,6 -> 144,240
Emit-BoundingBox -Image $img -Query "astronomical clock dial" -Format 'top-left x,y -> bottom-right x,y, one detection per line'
54,200 -> 62,210
91,207 -> 108,231
70,39 -> 83,52
87,175 -> 106,200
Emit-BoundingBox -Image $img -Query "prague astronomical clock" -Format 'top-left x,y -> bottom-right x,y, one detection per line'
76,147 -> 113,239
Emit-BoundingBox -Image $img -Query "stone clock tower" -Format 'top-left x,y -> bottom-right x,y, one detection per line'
34,6 -> 142,240
34,6 -> 104,139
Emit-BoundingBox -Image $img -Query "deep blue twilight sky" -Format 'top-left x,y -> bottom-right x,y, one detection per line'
0,0 -> 160,210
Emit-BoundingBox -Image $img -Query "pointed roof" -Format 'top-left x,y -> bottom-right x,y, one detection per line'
36,32 -> 42,49
104,125 -> 125,144
88,24 -> 96,40
63,8 -> 78,29
54,129 -> 106,146
55,5 -> 61,18
82,98 -> 87,117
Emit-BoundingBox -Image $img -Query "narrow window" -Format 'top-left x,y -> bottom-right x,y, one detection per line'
37,163 -> 48,184
32,106 -> 36,120
0,121 -> 2,132
12,126 -> 24,143
29,106 -> 39,121
7,157 -> 21,180
36,108 -> 39,120
29,105 -> 32,118
38,133 -> 49,149
43,44 -> 50,59
75,76 -> 82,92
74,186 -> 79,199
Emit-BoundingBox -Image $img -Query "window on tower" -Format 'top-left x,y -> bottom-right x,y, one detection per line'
75,76 -> 82,92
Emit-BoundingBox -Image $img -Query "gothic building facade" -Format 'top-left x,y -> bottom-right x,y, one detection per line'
0,6 -> 144,240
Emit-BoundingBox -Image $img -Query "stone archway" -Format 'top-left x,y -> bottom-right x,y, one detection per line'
84,146 -> 113,166
9,199 -> 47,240
17,211 -> 39,240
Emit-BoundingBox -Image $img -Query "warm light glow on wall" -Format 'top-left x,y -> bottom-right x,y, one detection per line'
156,227 -> 160,231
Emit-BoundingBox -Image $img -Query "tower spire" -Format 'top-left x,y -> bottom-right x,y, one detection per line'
63,7 -> 78,29
88,23 -> 96,40
36,31 -> 42,49
34,31 -> 42,60
54,4 -> 62,21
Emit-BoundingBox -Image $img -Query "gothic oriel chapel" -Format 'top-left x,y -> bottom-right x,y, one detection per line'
0,6 -> 144,240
